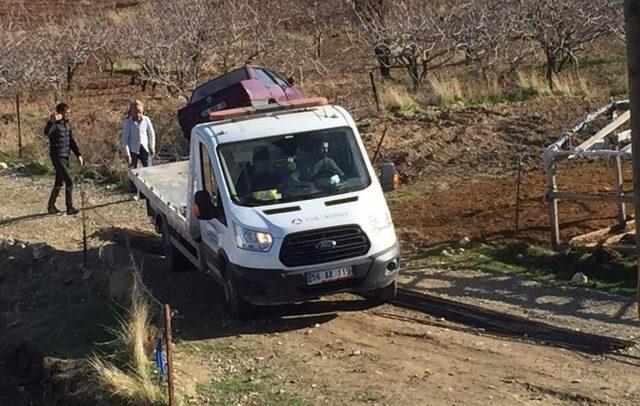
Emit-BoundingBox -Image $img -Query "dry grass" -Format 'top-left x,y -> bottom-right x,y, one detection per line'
77,271 -> 164,405
379,84 -> 421,113
517,71 -> 592,97
428,75 -> 463,106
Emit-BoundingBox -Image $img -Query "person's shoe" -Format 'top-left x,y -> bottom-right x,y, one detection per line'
66,207 -> 80,215
47,205 -> 61,214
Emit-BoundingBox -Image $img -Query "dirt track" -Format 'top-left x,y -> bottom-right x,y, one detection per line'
0,173 -> 639,405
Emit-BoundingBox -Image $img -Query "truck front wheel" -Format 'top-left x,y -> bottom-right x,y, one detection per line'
365,280 -> 397,303
223,267 -> 254,320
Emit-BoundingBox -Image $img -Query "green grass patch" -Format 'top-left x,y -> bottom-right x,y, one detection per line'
196,374 -> 307,406
420,242 -> 637,296
176,341 -> 251,357
576,53 -> 626,68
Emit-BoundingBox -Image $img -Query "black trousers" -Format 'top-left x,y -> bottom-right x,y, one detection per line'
48,156 -> 74,209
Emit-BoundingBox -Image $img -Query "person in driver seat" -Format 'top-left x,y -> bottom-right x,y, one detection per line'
250,146 -> 279,191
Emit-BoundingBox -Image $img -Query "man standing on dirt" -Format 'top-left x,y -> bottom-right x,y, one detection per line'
44,102 -> 84,215
122,100 -> 156,192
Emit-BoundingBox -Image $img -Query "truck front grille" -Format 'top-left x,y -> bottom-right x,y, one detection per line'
280,225 -> 370,267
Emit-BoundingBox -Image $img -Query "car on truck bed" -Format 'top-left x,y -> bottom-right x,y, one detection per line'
177,66 -> 307,139
131,97 -> 400,318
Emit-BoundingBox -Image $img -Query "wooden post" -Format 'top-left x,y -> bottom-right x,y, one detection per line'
163,304 -> 175,406
16,93 -> 22,158
614,148 -> 627,227
624,0 -> 640,318
372,125 -> 388,165
515,154 -> 524,236
546,162 -> 560,249
369,71 -> 380,112
81,189 -> 87,269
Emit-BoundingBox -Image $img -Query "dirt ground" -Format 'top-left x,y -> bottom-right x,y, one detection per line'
0,172 -> 639,405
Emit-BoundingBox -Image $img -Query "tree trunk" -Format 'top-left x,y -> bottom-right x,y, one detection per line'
374,45 -> 391,79
545,49 -> 556,91
409,64 -> 421,91
314,29 -> 323,59
66,65 -> 74,91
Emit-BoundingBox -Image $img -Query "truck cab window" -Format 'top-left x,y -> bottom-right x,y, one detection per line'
199,142 -> 226,225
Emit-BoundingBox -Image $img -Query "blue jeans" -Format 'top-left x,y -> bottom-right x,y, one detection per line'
130,146 -> 152,169
128,147 -> 152,192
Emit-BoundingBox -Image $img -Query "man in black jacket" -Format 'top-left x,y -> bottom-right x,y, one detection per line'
44,103 -> 84,215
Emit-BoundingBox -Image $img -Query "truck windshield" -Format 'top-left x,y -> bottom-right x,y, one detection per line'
217,128 -> 371,206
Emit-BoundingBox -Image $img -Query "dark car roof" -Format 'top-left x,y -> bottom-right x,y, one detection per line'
189,67 -> 250,104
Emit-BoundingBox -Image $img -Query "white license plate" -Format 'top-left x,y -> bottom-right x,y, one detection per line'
305,267 -> 353,286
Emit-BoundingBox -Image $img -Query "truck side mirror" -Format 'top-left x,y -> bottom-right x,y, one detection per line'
194,190 -> 216,220
287,75 -> 295,86
380,162 -> 399,192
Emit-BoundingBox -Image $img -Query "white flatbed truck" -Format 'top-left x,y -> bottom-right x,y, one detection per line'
129,98 -> 401,318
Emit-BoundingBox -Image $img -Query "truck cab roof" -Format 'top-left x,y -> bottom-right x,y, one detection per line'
193,105 -> 353,145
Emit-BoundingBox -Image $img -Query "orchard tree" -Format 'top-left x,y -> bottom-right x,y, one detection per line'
0,15 -> 50,95
94,12 -> 126,78
522,0 -> 619,89
126,0 -> 261,97
42,11 -> 103,92
456,0 -> 534,83
352,0 -> 462,91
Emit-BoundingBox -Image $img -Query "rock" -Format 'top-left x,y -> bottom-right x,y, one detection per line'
458,237 -> 471,246
31,243 -> 50,261
440,249 -> 450,256
0,162 -> 8,170
458,248 -> 466,253
571,272 -> 588,284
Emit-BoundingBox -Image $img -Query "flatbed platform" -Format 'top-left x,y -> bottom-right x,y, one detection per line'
129,160 -> 192,244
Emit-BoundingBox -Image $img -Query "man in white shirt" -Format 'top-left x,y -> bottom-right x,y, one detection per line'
122,100 -> 156,169
122,100 -> 156,193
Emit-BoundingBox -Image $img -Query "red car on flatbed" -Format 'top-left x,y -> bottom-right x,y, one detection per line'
177,66 -> 307,138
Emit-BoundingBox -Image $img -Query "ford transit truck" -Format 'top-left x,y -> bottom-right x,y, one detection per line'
129,97 -> 401,318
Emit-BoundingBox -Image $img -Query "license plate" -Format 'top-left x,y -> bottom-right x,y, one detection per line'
305,267 -> 353,286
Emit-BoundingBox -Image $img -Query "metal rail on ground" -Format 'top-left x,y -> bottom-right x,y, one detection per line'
392,288 -> 636,355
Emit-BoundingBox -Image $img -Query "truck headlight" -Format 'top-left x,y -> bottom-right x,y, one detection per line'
234,223 -> 273,252
368,212 -> 393,234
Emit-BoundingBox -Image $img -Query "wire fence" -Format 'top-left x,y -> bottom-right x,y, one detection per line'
78,184 -> 176,403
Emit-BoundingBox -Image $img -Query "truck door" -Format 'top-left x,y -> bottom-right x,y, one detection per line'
198,140 -> 227,273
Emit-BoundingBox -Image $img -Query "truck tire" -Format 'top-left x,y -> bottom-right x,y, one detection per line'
365,280 -> 397,303
161,219 -> 191,272
223,266 -> 254,320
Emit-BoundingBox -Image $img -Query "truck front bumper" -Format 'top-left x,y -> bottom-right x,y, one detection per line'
226,243 -> 401,306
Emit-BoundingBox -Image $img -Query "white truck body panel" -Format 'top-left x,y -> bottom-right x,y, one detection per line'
130,103 -> 400,306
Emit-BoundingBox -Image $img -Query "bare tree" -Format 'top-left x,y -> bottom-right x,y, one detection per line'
41,10 -> 104,92
294,0 -> 348,60
522,0 -> 619,89
94,12 -> 125,78
0,12 -> 51,95
352,0 -> 462,91
456,1 -> 534,84
125,0 -> 261,97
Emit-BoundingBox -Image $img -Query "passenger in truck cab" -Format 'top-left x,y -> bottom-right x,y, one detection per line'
299,138 -> 345,187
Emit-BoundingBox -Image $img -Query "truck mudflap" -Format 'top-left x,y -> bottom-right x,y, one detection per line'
227,243 -> 400,306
